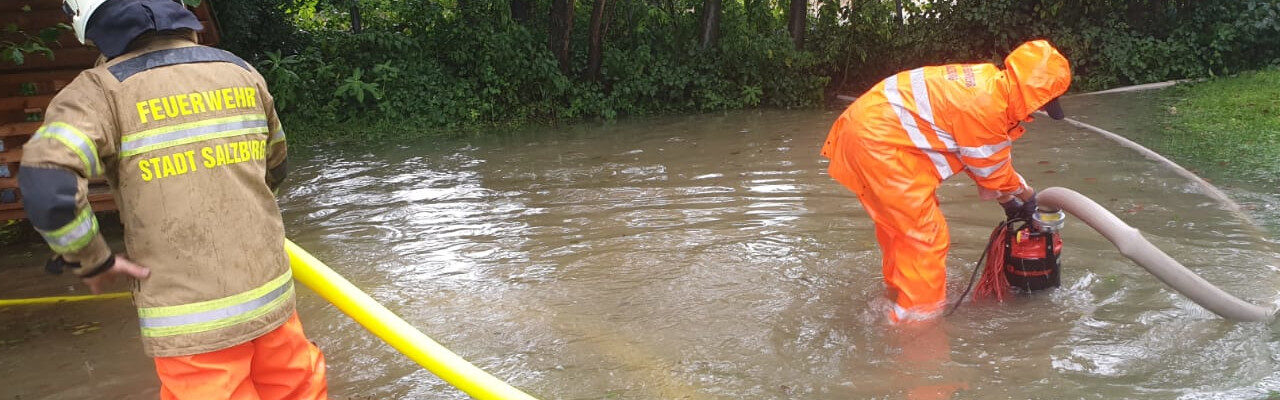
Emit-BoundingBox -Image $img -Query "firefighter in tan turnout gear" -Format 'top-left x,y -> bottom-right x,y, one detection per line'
19,0 -> 327,398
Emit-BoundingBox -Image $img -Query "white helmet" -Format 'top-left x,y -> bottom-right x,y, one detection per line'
61,0 -> 111,44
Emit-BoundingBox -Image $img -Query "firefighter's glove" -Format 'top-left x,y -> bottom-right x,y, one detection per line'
1000,198 -> 1037,221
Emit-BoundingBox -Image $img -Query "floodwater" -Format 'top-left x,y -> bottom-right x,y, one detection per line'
3,92 -> 1280,399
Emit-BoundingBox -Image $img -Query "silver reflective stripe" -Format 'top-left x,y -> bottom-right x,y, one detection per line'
967,159 -> 1009,178
884,76 -> 954,179
122,118 -> 267,155
138,280 -> 292,329
35,123 -> 100,176
958,141 -> 1010,159
268,128 -> 286,146
38,207 -> 98,253
909,68 -> 1015,165
890,303 -> 942,323
908,68 -> 958,150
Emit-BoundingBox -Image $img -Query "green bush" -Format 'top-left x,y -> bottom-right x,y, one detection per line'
206,0 -> 1280,140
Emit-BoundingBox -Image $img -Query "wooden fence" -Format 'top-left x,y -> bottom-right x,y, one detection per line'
0,0 -> 220,220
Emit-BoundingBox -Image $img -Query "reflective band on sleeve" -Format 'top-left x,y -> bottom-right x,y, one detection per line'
883,76 -> 955,179
967,159 -> 1009,178
267,128 -> 286,147
138,270 -> 293,337
121,114 -> 268,157
957,141 -> 1010,159
34,123 -> 100,177
36,207 -> 98,253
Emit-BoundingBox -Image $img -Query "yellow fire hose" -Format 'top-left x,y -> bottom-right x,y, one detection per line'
284,239 -> 539,400
1,241 -> 538,399
0,291 -> 131,307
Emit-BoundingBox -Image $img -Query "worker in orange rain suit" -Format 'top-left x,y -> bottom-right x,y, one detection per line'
19,0 -> 326,398
820,40 -> 1071,323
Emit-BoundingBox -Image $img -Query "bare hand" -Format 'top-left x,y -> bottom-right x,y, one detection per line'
82,255 -> 151,294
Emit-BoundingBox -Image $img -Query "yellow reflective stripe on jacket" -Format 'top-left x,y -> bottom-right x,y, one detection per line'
34,122 -> 100,176
121,114 -> 268,157
36,207 -> 99,253
267,128 -> 285,147
138,270 -> 293,337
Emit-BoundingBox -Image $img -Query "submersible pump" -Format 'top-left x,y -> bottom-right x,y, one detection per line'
1004,209 -> 1067,292
956,187 -> 1279,323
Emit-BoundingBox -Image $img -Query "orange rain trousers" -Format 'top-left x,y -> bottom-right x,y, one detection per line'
154,312 -> 328,400
826,125 -> 949,322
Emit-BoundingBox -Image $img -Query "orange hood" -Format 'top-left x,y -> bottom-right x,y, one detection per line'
1003,40 -> 1071,121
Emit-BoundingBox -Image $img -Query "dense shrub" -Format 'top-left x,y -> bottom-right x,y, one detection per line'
206,0 -> 1280,139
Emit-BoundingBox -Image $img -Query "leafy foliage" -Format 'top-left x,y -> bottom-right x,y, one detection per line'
2,6 -> 70,67
205,0 -> 1280,140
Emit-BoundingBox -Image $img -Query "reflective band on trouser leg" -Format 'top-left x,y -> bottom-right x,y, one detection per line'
121,114 -> 268,157
34,122 -> 100,176
883,76 -> 954,179
36,207 -> 99,253
138,271 -> 294,337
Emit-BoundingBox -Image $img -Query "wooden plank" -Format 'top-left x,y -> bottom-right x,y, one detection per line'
0,190 -> 117,221
89,195 -> 117,213
0,94 -> 54,113
1,122 -> 41,138
0,202 -> 25,221
197,19 -> 220,46
0,69 -> 80,97
0,1 -> 62,13
0,177 -> 108,189
0,30 -> 78,50
2,135 -> 33,153
0,46 -> 98,73
0,149 -> 23,164
6,9 -> 70,32
0,69 -> 80,87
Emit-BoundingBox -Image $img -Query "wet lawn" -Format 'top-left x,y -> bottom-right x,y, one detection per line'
1158,68 -> 1280,186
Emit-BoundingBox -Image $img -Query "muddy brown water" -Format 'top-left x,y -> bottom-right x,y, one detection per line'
3,93 -> 1279,399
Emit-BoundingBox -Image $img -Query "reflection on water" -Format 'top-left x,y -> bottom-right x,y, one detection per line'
3,93 -> 1280,399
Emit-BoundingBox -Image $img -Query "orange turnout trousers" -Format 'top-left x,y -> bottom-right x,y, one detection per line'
154,312 -> 328,400
826,128 -> 950,322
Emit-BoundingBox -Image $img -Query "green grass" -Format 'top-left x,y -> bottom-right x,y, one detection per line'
0,220 -> 24,247
1159,68 -> 1280,186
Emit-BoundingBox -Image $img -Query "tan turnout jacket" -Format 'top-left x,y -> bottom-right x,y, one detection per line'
21,33 -> 292,357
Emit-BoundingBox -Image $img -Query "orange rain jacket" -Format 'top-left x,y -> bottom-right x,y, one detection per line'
821,40 -> 1071,320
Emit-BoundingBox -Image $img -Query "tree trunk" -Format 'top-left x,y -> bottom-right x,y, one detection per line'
787,0 -> 806,50
895,0 -> 904,27
350,1 -> 362,34
550,0 -> 576,75
512,0 -> 533,22
699,0 -> 722,50
586,0 -> 612,81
